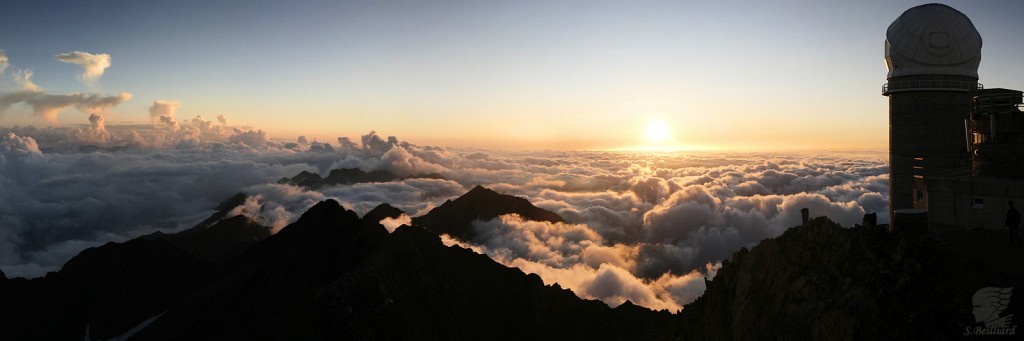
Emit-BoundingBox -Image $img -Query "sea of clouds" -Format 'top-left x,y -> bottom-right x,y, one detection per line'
0,49 -> 889,311
0,125 -> 888,311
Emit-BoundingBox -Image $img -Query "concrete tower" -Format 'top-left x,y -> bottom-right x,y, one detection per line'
882,4 -> 982,227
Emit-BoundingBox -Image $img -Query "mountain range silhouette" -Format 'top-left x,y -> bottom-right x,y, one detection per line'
2,168 -> 1021,339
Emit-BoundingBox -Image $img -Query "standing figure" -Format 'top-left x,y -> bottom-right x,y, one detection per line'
1007,200 -> 1021,248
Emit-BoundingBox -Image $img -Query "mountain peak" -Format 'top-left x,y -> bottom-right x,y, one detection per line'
412,186 -> 563,240
467,184 -> 490,193
295,199 -> 352,224
363,203 -> 405,223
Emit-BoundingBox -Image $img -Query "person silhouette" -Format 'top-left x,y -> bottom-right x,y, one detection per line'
1007,200 -> 1021,248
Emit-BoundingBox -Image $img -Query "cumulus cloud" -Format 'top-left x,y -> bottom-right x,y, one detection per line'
8,68 -> 41,92
228,128 -> 269,147
10,69 -> 42,92
149,100 -> 180,125
0,132 -> 42,164
55,51 -> 111,81
0,53 -> 129,121
0,50 -> 8,74
72,113 -> 115,145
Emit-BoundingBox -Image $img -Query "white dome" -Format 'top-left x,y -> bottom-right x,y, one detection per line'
885,4 -> 982,78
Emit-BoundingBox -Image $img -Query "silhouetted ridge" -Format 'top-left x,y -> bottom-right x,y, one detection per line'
128,200 -> 670,339
150,215 -> 270,264
293,198 -> 359,226
413,185 -> 564,240
363,202 -> 405,222
324,168 -> 396,186
192,192 -> 248,229
278,167 -> 449,189
286,170 -> 323,188
0,238 -> 212,340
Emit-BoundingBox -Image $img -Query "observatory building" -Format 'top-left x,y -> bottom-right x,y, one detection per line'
883,4 -> 1024,230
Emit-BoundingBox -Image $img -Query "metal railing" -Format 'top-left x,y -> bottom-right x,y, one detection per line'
882,80 -> 982,94
911,154 -> 974,177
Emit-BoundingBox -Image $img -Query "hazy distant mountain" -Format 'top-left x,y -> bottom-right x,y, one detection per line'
277,167 -> 446,189
136,192 -> 270,265
413,185 -> 564,240
190,192 -> 249,230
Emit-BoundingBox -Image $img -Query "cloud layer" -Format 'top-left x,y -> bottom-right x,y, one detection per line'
0,127 -> 888,312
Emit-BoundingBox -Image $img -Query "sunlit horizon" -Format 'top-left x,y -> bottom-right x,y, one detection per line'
5,1 -> 1020,151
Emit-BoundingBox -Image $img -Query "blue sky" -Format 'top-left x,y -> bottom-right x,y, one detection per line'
2,0 -> 1023,150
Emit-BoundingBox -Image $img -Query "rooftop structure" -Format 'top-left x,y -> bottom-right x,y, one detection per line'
884,4 -> 1024,231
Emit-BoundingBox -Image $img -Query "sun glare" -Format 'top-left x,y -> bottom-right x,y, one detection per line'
645,120 -> 671,143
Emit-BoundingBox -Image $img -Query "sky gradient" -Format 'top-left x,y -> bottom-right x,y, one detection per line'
2,0 -> 1023,150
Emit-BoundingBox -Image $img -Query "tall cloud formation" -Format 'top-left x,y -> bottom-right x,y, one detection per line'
1,51 -> 130,122
0,128 -> 888,312
55,51 -> 111,81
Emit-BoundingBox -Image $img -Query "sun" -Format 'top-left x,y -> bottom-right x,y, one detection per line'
645,120 -> 672,143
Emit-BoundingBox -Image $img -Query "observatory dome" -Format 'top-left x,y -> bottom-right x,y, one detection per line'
884,3 -> 981,79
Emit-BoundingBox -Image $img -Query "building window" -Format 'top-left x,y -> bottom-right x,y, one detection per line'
973,197 -> 984,209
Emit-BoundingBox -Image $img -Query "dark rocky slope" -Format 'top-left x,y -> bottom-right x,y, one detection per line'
413,185 -> 564,240
677,217 -> 1024,340
8,183 -> 1017,340
135,199 -> 672,339
146,215 -> 270,264
0,197 -> 268,340
0,238 -> 212,340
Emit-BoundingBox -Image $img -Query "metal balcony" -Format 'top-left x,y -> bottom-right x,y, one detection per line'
882,80 -> 982,95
